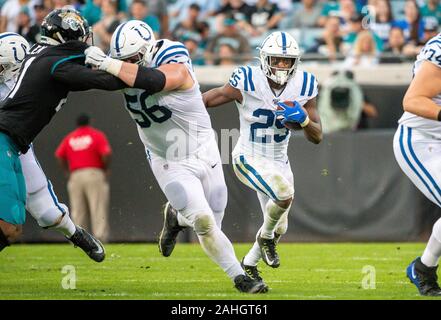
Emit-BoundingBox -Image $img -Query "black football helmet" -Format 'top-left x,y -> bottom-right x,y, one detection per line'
40,8 -> 91,44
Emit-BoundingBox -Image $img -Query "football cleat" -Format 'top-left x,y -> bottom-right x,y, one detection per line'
234,274 -> 268,294
68,226 -> 105,262
257,233 -> 280,268
274,232 -> 282,244
158,202 -> 186,257
241,258 -> 263,282
407,257 -> 441,296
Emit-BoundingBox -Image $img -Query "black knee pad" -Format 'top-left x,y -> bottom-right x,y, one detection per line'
0,226 -> 10,252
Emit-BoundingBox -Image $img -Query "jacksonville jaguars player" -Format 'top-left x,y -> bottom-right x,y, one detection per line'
0,31 -> 107,262
84,20 -> 268,293
393,32 -> 441,296
202,31 -> 322,280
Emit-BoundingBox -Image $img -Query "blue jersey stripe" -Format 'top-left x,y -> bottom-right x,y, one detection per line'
407,127 -> 441,203
300,71 -> 308,96
239,66 -> 249,91
156,50 -> 189,66
50,54 -> 84,75
399,126 -> 441,206
114,22 -> 127,55
281,32 -> 287,54
239,155 -> 279,201
247,66 -> 255,91
308,75 -> 316,96
47,180 -> 66,215
155,45 -> 187,65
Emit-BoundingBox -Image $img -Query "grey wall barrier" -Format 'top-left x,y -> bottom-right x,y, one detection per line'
19,88 -> 437,243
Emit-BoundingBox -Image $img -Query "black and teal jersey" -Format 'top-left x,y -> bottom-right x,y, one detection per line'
0,40 -> 126,153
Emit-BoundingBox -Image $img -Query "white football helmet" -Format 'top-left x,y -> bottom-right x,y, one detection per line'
0,32 -> 29,82
258,31 -> 301,85
110,20 -> 156,66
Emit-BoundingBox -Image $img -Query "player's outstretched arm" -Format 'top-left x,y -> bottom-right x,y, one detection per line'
403,61 -> 441,121
203,83 -> 243,108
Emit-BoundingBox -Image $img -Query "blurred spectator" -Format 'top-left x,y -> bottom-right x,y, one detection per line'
182,32 -> 205,65
130,0 -> 160,37
205,14 -> 251,65
196,20 -> 211,49
21,3 -> 48,44
382,26 -> 406,55
171,2 -> 200,43
16,6 -> 37,44
309,15 -> 344,61
369,0 -> 394,46
244,0 -> 284,36
343,13 -> 383,54
420,0 -> 441,25
393,0 -> 424,44
217,43 -> 236,65
0,0 -> 38,33
318,70 -> 365,134
93,0 -> 120,52
81,0 -> 127,27
403,17 -> 440,57
216,0 -> 254,33
318,0 -> 356,28
171,0 -> 220,22
289,0 -> 322,29
81,0 -> 103,26
343,30 -> 379,67
55,114 -> 112,243
145,0 -> 169,38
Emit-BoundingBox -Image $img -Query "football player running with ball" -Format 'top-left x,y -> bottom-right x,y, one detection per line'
84,20 -> 268,294
202,32 -> 322,283
393,32 -> 441,296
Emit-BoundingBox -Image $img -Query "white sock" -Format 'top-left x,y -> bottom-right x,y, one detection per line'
422,218 -> 441,267
260,200 -> 287,239
212,211 -> 224,229
197,225 -> 244,280
243,240 -> 262,267
54,214 -> 76,238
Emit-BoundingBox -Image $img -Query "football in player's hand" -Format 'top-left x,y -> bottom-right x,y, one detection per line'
276,101 -> 307,131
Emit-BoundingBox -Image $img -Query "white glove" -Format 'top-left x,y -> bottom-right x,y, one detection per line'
85,46 -> 122,76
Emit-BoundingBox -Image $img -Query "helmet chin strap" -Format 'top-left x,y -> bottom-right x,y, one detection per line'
274,70 -> 289,85
40,36 -> 61,46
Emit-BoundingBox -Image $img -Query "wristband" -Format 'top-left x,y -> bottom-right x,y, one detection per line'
300,116 -> 310,127
105,58 -> 123,77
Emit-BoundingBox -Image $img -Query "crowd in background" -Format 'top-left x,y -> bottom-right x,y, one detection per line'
0,0 -> 439,67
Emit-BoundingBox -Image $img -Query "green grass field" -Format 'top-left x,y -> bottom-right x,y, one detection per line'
0,242 -> 437,300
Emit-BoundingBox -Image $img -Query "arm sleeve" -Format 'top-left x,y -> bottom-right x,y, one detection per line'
422,41 -> 441,68
52,60 -> 128,91
133,66 -> 166,95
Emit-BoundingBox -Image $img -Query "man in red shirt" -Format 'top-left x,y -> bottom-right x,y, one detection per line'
55,114 -> 112,242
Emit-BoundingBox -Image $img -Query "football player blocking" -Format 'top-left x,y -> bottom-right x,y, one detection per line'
156,32 -> 323,286
84,20 -> 267,293
393,32 -> 441,296
0,26 -> 106,262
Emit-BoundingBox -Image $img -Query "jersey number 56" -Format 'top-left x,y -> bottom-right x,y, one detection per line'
124,92 -> 172,128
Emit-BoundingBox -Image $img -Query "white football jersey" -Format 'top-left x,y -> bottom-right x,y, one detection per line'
398,33 -> 441,138
229,65 -> 318,161
0,77 -> 15,101
122,39 -> 213,160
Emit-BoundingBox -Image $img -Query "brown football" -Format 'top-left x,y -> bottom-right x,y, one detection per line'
276,101 -> 307,131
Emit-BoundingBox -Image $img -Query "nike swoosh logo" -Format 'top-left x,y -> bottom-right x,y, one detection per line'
262,250 -> 274,265
289,111 -> 300,116
411,265 -> 416,279
92,238 -> 104,254
211,163 -> 218,168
